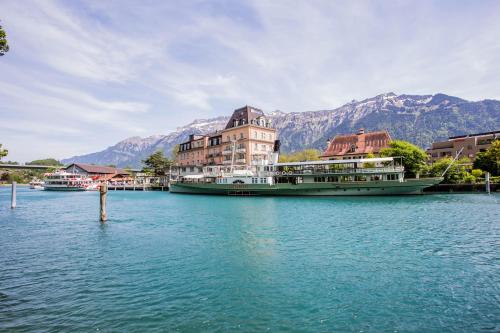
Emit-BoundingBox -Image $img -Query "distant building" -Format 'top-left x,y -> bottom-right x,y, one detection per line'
64,163 -> 130,181
176,106 -> 277,167
426,130 -> 500,163
321,129 -> 392,160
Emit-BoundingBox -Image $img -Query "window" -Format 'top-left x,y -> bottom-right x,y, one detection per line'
254,143 -> 258,150
261,132 -> 265,139
227,136 -> 230,142
254,131 -> 258,139
240,133 -> 244,139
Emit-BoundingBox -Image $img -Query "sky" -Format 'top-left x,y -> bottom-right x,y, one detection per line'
1,0 -> 500,162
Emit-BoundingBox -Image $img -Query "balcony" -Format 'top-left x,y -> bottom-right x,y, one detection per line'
236,159 -> 246,164
222,150 -> 233,155
222,160 -> 233,164
236,148 -> 246,153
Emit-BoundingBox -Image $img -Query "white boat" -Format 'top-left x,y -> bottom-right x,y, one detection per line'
43,171 -> 97,191
29,179 -> 45,189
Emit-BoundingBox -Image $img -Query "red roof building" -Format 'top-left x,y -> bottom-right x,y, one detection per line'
64,163 -> 130,180
321,129 -> 392,160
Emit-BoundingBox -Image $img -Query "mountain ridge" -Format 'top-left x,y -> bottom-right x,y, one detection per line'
62,93 -> 500,167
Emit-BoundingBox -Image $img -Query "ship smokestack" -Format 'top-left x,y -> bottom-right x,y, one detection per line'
273,140 -> 281,152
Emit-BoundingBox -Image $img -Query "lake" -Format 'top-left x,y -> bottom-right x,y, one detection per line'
0,187 -> 499,332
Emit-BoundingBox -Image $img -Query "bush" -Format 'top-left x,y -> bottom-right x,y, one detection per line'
471,169 -> 483,178
463,174 -> 476,183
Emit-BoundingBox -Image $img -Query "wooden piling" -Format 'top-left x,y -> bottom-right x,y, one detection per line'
11,181 -> 16,209
100,183 -> 108,222
485,172 -> 491,194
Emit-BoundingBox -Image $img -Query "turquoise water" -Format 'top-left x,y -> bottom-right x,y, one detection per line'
0,187 -> 499,332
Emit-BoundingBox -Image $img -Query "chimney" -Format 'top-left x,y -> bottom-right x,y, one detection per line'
357,128 -> 365,135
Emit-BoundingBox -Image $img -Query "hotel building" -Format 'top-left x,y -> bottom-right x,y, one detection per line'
426,130 -> 500,163
177,106 -> 277,168
321,129 -> 392,160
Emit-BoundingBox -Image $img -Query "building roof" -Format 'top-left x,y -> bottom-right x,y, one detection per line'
448,130 -> 500,140
65,163 -> 129,175
322,129 -> 391,157
224,105 -> 268,129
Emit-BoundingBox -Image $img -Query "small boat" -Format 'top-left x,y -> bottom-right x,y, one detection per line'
29,179 -> 45,190
170,156 -> 442,196
43,171 -> 97,191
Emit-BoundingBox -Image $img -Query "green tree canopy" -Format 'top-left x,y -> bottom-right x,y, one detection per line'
363,152 -> 376,168
278,149 -> 321,163
380,140 -> 428,177
171,144 -> 180,159
427,157 -> 471,183
0,22 -> 9,56
142,150 -> 173,176
473,140 -> 500,176
26,158 -> 63,166
0,143 -> 7,160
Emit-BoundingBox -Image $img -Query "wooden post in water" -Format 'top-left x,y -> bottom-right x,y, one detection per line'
11,181 -> 16,209
485,172 -> 491,194
100,183 -> 107,222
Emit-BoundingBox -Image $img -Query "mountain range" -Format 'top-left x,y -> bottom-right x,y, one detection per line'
62,93 -> 500,168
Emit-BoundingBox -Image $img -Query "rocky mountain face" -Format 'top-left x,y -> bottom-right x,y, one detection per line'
62,93 -> 500,167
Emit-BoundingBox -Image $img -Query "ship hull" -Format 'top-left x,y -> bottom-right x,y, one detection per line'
170,178 -> 442,196
43,186 -> 87,191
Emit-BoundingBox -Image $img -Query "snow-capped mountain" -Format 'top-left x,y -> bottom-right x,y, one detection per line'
62,93 -> 500,167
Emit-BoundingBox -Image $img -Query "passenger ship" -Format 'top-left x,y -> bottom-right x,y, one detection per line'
170,155 -> 442,196
43,171 -> 98,191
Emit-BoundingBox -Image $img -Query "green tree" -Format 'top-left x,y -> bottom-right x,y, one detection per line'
427,157 -> 471,183
380,140 -> 428,177
142,150 -> 172,176
278,149 -> 321,162
26,158 -> 63,166
0,144 -> 7,160
0,22 -> 9,56
363,152 -> 376,168
171,144 -> 180,159
473,140 -> 500,176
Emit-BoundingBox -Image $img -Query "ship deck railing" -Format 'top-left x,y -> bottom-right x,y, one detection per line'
273,166 -> 404,176
200,167 -> 404,178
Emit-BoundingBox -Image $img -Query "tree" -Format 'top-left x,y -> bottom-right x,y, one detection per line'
427,157 -> 471,183
0,144 -> 7,160
380,140 -> 428,177
278,149 -> 321,162
363,152 -> 376,168
26,158 -> 63,166
473,140 -> 500,176
142,150 -> 172,176
0,21 -> 9,56
171,144 -> 180,160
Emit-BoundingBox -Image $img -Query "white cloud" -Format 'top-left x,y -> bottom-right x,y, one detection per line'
1,0 -> 499,161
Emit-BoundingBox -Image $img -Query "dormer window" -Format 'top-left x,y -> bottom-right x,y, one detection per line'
350,144 -> 356,153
